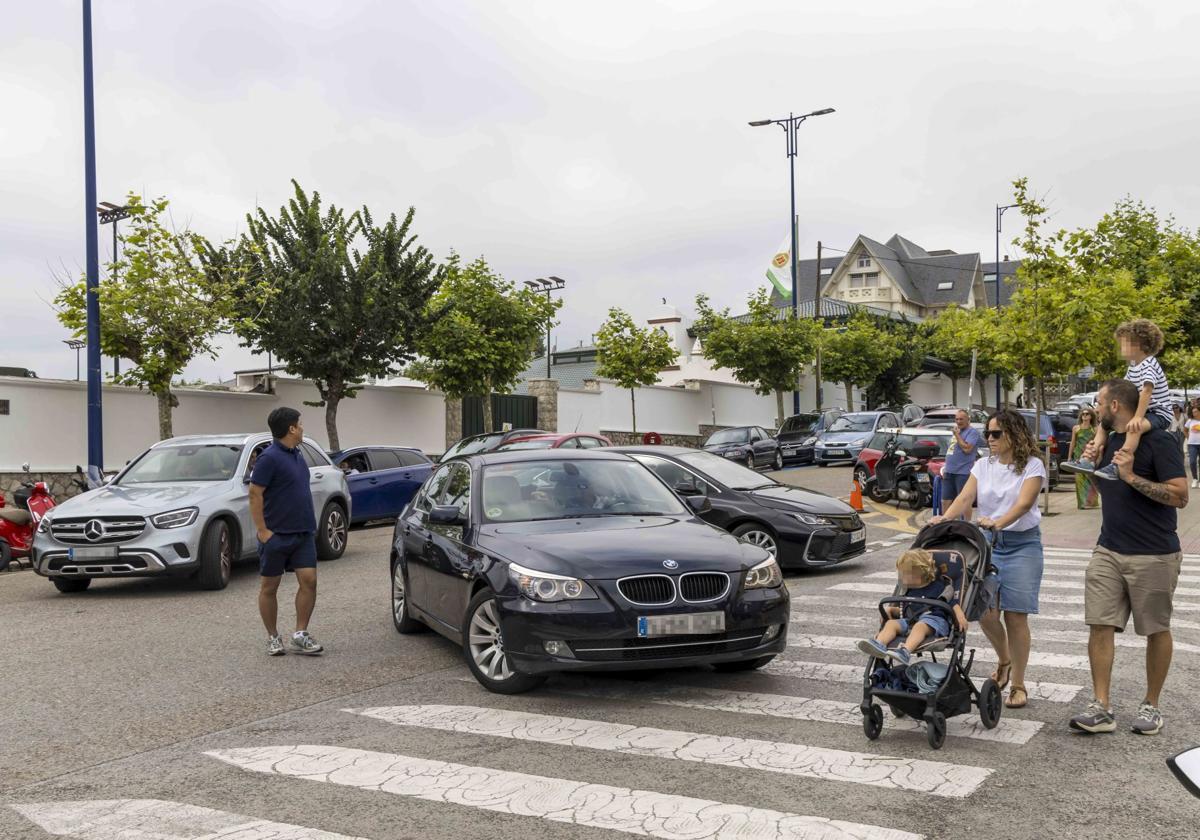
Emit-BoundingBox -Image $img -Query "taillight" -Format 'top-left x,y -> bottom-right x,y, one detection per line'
1048,435 -> 1058,455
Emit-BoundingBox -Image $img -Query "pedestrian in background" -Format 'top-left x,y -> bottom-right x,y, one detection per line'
1169,404 -> 1186,450
250,407 -> 324,657
940,409 -> 983,514
931,408 -> 1046,709
1070,408 -> 1100,510
1069,379 -> 1187,736
1186,405 -> 1200,489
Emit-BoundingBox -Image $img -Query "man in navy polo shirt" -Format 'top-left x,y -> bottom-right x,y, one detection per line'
250,407 -> 323,656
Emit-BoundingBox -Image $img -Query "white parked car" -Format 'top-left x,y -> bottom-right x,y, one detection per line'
32,434 -> 351,593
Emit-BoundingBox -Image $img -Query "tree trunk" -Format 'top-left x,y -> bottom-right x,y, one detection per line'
482,391 -> 494,434
630,389 -> 637,435
977,377 -> 989,410
155,390 -> 177,440
951,377 -> 958,407
774,389 -> 785,430
325,395 -> 341,451
844,382 -> 854,412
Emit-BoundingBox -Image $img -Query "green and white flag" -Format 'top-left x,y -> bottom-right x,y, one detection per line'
765,234 -> 792,298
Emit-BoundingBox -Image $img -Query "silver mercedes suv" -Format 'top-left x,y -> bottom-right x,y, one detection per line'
32,433 -> 351,594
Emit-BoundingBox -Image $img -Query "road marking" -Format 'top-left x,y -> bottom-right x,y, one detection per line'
207,745 -> 924,840
762,660 -> 1083,703
787,634 -> 1091,670
550,679 -> 1043,745
343,705 -> 992,798
9,799 -> 367,840
825,581 -> 1200,611
858,569 -> 1200,594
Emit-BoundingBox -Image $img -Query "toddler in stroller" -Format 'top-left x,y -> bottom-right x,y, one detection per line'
858,520 -> 1004,749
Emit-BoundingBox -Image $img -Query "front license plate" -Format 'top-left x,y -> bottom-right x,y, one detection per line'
826,449 -> 846,456
67,546 -> 118,561
851,528 -> 866,543
638,611 -> 725,638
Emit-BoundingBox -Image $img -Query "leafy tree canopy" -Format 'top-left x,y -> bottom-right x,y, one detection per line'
819,310 -> 901,411
594,308 -> 678,433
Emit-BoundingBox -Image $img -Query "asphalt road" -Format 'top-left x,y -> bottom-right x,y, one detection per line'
2,469 -> 1198,840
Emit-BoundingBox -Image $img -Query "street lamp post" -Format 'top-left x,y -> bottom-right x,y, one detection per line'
82,0 -> 104,480
98,201 -> 130,377
994,203 -> 1018,409
524,277 -> 566,379
64,339 -> 86,381
749,107 -> 836,415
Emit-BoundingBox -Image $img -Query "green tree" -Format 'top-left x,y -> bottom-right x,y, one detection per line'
926,305 -> 1008,408
594,308 -> 678,434
819,311 -> 901,411
693,288 -> 821,426
1163,347 -> 1200,399
209,181 -> 445,450
56,194 -> 233,439
406,256 -> 559,434
864,317 -> 925,410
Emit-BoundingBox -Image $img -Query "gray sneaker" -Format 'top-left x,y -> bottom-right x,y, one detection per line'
1069,699 -> 1116,733
289,631 -> 324,655
1130,702 -> 1163,735
1093,463 -> 1121,481
266,635 -> 286,656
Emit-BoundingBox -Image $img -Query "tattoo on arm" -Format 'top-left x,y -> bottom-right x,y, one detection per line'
1126,474 -> 1180,506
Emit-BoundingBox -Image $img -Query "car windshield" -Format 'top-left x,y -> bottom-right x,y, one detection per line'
442,433 -> 505,460
118,444 -> 243,484
828,413 -> 877,433
496,439 -> 556,451
480,459 -> 688,522
677,451 -> 777,491
706,428 -> 749,445
784,414 -> 818,433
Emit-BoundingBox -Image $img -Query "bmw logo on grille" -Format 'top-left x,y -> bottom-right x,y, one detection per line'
662,559 -> 678,570
83,519 -> 106,542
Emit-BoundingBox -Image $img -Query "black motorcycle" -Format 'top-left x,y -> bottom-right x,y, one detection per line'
864,438 -> 938,510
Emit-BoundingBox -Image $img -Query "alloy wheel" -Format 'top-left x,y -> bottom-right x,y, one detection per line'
327,508 -> 346,553
774,451 -> 784,471
740,529 -> 777,557
218,525 -> 232,582
392,565 -> 406,624
468,599 -> 513,681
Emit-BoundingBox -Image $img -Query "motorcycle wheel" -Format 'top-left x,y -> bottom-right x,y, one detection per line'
0,540 -> 10,572
908,491 -> 926,511
867,481 -> 889,504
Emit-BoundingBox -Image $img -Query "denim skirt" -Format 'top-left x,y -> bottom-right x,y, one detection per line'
987,526 -> 1044,614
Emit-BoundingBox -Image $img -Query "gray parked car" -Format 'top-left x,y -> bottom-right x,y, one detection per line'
32,433 -> 351,593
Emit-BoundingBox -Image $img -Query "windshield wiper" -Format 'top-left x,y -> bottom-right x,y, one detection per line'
732,483 -> 777,491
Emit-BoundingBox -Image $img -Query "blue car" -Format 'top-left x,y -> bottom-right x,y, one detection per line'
329,446 -> 433,524
813,410 -> 902,466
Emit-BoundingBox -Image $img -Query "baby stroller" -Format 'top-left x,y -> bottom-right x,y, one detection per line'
859,520 -> 1002,749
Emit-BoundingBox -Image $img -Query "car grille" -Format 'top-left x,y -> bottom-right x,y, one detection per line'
50,516 -> 147,545
47,556 -> 149,572
679,572 -> 729,602
570,632 -> 764,662
617,575 -> 675,605
827,514 -> 863,533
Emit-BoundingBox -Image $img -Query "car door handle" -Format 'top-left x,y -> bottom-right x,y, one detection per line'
368,478 -> 378,485
312,473 -> 324,480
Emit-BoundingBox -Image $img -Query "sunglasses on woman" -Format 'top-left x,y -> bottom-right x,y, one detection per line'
985,429 -> 1005,440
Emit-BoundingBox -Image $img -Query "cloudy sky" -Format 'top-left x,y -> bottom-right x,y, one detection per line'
4,0 -> 1198,381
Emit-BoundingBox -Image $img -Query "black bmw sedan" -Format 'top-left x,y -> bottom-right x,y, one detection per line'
613,446 -> 866,570
389,450 -> 789,694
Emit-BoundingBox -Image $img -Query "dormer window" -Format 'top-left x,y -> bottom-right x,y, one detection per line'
857,255 -> 871,268
936,281 -> 953,291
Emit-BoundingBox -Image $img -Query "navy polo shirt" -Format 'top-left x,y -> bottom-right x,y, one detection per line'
250,440 -> 317,534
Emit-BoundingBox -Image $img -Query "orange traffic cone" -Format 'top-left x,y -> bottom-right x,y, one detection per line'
850,479 -> 865,512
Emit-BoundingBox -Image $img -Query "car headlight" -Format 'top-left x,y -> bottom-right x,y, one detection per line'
803,437 -> 817,446
37,514 -> 53,534
744,557 -> 783,589
792,512 -> 833,527
508,561 -> 597,602
151,507 -> 199,529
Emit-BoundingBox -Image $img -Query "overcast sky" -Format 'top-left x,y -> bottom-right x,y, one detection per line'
4,0 -> 1199,382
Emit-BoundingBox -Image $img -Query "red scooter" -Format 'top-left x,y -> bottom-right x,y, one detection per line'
0,464 -> 59,571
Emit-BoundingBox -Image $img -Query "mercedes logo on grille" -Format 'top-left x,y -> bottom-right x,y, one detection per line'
662,559 -> 678,570
83,519 -> 106,542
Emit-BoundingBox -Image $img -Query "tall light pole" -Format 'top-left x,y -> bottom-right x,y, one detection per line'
524,277 -> 566,379
749,107 -> 836,415
98,201 -> 130,377
82,0 -> 104,479
64,339 -> 86,381
994,203 -> 1018,409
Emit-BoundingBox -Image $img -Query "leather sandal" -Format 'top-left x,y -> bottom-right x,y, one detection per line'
1006,685 -> 1028,708
991,661 -> 1012,691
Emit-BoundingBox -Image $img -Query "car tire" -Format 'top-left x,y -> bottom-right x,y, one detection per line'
462,588 -> 546,695
817,461 -> 828,468
731,522 -> 778,558
773,450 -> 784,471
853,466 -> 869,487
391,560 -> 426,634
712,655 -> 775,673
746,453 -> 756,470
317,502 -> 348,561
196,518 -> 233,591
53,577 -> 91,593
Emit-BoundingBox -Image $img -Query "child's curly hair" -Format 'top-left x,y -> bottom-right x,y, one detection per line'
896,548 -> 935,584
1114,319 -> 1165,356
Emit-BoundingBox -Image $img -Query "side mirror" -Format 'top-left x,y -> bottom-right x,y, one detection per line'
1168,746 -> 1200,798
429,504 -> 466,526
675,480 -> 700,496
685,495 -> 712,514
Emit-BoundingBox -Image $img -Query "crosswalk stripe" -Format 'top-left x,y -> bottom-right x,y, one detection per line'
786,634 -> 1092,670
207,745 -> 925,839
762,660 -> 1084,703
858,570 -> 1200,595
825,581 -> 1200,611
550,679 -> 1043,745
8,799 -> 367,840
343,705 -> 992,798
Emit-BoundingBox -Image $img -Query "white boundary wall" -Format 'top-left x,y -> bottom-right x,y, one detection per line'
556,379 -> 778,436
0,376 -> 445,471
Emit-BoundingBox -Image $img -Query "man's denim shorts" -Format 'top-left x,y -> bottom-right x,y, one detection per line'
258,531 -> 317,577
898,612 -> 951,639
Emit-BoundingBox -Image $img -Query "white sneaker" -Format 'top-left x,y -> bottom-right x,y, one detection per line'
1192,479 -> 1198,489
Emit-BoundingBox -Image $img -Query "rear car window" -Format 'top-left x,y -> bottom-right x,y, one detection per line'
369,449 -> 403,469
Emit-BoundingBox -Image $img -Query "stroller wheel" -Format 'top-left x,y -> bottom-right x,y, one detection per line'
926,711 -> 947,750
978,678 -> 1003,729
862,704 -> 884,740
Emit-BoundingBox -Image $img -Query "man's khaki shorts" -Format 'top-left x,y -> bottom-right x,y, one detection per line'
1085,545 -> 1182,636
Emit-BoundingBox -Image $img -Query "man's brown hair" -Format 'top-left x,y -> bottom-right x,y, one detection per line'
1114,319 -> 1165,356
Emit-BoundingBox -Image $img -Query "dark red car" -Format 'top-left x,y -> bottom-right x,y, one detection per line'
495,432 -> 612,451
852,428 -> 952,486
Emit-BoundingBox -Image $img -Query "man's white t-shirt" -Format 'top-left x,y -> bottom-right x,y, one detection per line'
970,455 -> 1047,532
